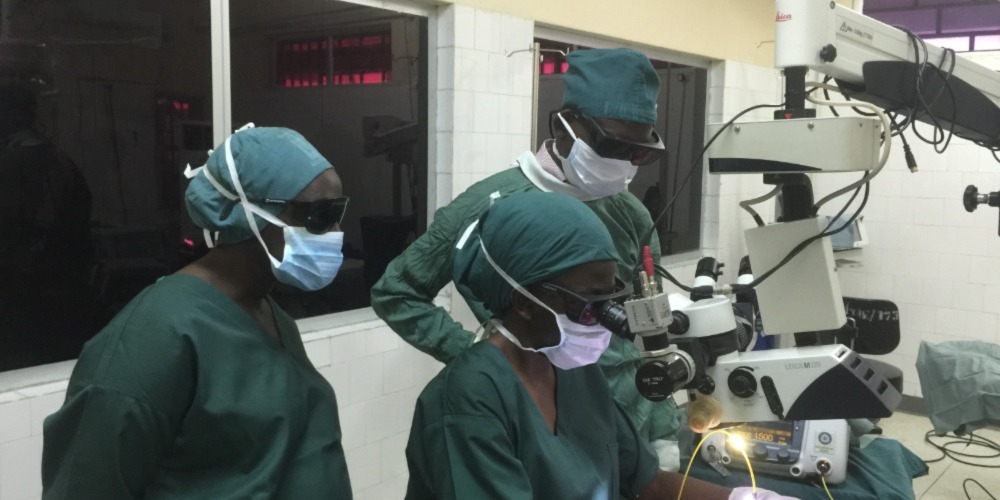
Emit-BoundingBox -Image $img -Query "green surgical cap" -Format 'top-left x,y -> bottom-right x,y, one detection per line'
453,192 -> 619,317
185,127 -> 332,245
562,48 -> 660,125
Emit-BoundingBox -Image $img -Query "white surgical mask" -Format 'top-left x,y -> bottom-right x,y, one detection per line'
554,112 -> 638,199
481,240 -> 612,370
188,125 -> 345,291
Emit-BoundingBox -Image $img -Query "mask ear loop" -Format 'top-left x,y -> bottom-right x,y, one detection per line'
556,112 -> 581,142
472,317 -> 491,343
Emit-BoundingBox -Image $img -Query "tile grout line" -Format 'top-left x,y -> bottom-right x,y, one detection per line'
918,460 -> 954,500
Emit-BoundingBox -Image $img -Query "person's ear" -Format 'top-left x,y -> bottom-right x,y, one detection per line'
510,290 -> 538,321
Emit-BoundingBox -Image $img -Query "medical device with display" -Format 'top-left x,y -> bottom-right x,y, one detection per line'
700,419 -> 850,484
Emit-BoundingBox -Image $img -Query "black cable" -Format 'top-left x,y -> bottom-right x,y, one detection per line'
647,94 -> 866,294
965,478 -> 997,500
894,27 -> 958,155
823,176 -> 864,232
642,102 -> 786,248
638,102 -> 786,290
923,430 -> 1000,468
737,182 -> 869,292
654,263 -> 694,292
822,76 -> 840,117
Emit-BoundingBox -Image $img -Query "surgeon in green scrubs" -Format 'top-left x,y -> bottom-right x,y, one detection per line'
373,47 -> 684,471
404,192 -> 788,500
42,126 -> 353,499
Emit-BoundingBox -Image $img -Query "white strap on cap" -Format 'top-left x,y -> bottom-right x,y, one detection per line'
455,219 -> 479,250
202,228 -> 216,249
478,239 -> 553,314
221,132 -> 285,268
183,123 -> 260,249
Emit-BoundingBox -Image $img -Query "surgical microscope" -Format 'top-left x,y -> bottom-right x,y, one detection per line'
595,0 -> 1000,483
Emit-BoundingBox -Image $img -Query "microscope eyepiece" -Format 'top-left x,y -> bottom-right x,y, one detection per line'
597,301 -> 632,341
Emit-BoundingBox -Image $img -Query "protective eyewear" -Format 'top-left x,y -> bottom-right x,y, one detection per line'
537,277 -> 631,325
553,110 -> 666,166
248,196 -> 349,234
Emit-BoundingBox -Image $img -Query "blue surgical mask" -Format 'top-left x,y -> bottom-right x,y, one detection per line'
251,211 -> 344,291
210,129 -> 345,291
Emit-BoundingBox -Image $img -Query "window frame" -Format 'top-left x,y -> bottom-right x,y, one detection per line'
218,0 -> 433,334
0,0 -> 434,385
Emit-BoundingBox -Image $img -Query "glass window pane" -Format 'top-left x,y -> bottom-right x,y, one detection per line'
0,1 -> 213,372
975,35 -> 1000,51
925,36 -> 971,52
231,0 -> 428,318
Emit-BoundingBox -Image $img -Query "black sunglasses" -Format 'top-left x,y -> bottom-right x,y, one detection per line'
248,196 -> 349,234
536,277 -> 631,326
551,110 -> 665,166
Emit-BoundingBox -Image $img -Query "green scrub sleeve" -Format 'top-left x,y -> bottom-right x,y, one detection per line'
412,415 -> 533,499
41,386 -> 175,499
370,184 -> 498,364
615,399 -> 661,497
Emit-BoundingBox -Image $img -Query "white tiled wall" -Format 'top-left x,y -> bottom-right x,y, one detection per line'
812,127 -> 1000,398
435,4 -> 534,203
698,61 -> 784,276
0,5 -> 536,500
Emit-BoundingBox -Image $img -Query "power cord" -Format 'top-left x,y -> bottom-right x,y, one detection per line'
640,102 -> 787,290
740,185 -> 781,228
922,430 -> 1000,500
736,182 -> 869,293
643,102 -> 787,246
821,476 -> 835,500
964,478 -> 997,500
923,430 -> 1000,467
651,88 -> 881,295
804,82 -> 891,214
679,429 -> 758,500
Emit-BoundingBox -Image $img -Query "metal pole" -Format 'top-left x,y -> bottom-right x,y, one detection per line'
530,42 -> 540,152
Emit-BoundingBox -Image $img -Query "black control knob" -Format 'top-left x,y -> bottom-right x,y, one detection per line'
965,185 -> 1000,213
667,312 -> 690,335
776,449 -> 791,462
965,185 -> 980,213
753,443 -> 768,460
728,368 -> 758,398
819,44 -> 838,63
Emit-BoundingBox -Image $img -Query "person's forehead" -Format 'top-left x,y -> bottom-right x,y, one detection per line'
294,168 -> 342,201
547,260 -> 616,289
594,116 -> 651,132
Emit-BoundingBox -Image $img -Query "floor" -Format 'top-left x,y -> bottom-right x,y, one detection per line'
879,411 -> 1000,499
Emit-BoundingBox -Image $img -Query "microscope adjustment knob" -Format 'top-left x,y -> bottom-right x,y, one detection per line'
819,44 -> 838,63
752,443 -> 768,460
965,185 -> 980,213
727,368 -> 758,399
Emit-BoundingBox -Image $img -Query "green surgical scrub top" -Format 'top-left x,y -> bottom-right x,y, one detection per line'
41,274 -> 352,499
371,158 -> 681,445
405,342 -> 660,499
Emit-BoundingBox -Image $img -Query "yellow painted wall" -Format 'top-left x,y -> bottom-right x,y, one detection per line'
445,0 -> 858,66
